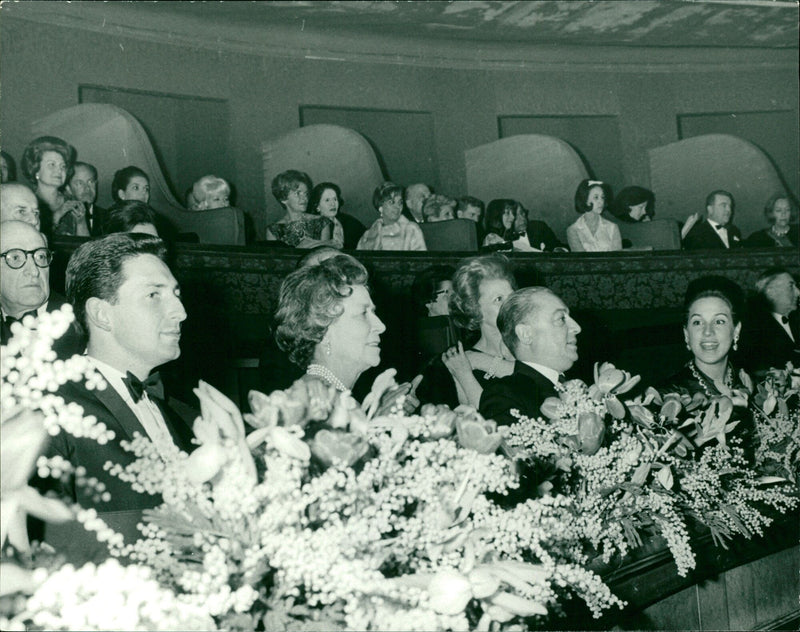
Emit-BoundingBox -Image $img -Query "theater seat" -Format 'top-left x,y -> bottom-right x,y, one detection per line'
420,219 -> 478,251
30,104 -> 246,245
618,218 -> 681,250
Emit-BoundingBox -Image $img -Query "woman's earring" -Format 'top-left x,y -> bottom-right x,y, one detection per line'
733,337 -> 739,351
325,339 -> 331,356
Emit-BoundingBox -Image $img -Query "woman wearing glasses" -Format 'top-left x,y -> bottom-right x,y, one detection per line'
356,182 -> 427,251
0,220 -> 83,357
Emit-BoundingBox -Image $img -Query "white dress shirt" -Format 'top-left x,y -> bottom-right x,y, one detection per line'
708,219 -> 729,248
773,312 -> 795,342
88,357 -> 177,457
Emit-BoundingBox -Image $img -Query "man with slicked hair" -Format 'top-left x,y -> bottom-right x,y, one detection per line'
479,287 -> 581,426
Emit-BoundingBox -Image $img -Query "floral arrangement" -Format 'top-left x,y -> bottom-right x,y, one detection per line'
503,363 -> 799,577
751,363 -> 800,484
109,378 -> 623,631
0,308 -> 215,631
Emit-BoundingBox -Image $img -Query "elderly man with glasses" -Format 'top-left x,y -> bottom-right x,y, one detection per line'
0,220 -> 83,356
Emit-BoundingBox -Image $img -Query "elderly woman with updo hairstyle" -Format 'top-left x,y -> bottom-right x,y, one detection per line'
416,254 -> 517,409
274,254 -> 420,412
659,276 -> 755,460
357,182 -> 426,251
21,135 -> 87,236
267,170 -> 331,249
566,179 -> 622,252
745,194 -> 799,248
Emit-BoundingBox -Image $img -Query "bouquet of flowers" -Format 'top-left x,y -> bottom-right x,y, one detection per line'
108,375 -> 623,631
0,308 -> 215,631
751,363 -> 800,484
503,362 -> 799,577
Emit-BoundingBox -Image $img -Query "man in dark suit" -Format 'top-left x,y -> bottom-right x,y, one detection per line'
67,161 -> 107,236
683,190 -> 742,250
36,234 -> 196,514
513,203 -> 566,252
0,220 -> 83,357
480,287 -> 582,426
741,267 -> 800,377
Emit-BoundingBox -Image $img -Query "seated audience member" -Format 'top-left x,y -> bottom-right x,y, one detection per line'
1,150 -> 16,182
410,264 -> 458,362
611,186 -> 655,223
422,194 -> 457,223
1,183 -> 41,228
658,276 -> 754,460
404,182 -> 431,223
481,199 -> 516,250
682,190 -> 742,250
188,175 -> 231,211
103,200 -> 160,237
566,179 -> 622,252
308,182 -> 346,249
35,234 -> 198,514
479,287 -> 582,427
0,220 -> 83,357
111,166 -> 151,204
21,135 -> 86,237
417,254 -> 516,409
456,196 -> 484,223
741,268 -> 800,377
267,170 -> 332,248
745,194 -> 798,248
357,182 -> 427,251
511,201 -> 566,252
67,161 -> 105,236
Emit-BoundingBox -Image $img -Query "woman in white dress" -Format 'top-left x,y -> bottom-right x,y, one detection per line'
566,179 -> 622,252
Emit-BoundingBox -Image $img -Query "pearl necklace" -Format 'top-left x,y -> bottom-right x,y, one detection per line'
306,364 -> 349,392
688,361 -> 733,398
770,224 -> 790,238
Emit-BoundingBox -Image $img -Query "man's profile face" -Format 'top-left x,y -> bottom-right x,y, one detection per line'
525,291 -> 582,373
405,184 -> 431,215
104,254 -> 187,374
1,184 -> 41,229
457,205 -> 481,222
68,165 -> 98,205
707,194 -> 732,226
0,221 -> 50,316
765,273 -> 800,316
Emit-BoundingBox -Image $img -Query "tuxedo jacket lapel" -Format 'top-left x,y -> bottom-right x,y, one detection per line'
91,383 -> 149,443
514,361 -> 558,397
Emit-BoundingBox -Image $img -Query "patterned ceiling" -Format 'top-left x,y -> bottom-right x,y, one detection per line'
149,1 -> 798,48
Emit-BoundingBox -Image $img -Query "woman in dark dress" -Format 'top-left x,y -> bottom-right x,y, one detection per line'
416,254 -> 517,408
659,276 -> 755,460
744,194 -> 799,248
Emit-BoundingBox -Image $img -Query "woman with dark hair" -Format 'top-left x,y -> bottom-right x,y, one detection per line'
111,166 -> 151,204
566,179 -> 622,252
744,194 -> 799,248
21,135 -> 86,236
308,182 -> 345,249
103,200 -> 159,236
481,199 -> 516,250
659,276 -> 754,459
274,254 -> 419,411
266,170 -> 331,248
611,186 -> 655,223
357,182 -> 426,251
417,255 -> 517,408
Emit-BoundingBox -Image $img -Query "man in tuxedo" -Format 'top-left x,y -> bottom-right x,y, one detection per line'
0,220 -> 83,356
683,190 -> 742,250
480,287 -> 581,426
741,267 -> 800,377
67,161 -> 106,236
403,182 -> 431,223
1,183 -> 41,228
37,233 -> 196,513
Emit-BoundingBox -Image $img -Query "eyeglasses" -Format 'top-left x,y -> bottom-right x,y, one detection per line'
1,248 -> 53,269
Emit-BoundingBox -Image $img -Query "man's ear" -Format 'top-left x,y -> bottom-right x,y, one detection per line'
85,297 -> 112,332
514,322 -> 531,346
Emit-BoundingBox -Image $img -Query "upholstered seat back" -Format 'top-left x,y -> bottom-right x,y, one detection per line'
30,104 -> 245,244
465,134 -> 590,243
617,218 -> 682,250
420,219 -> 478,251
648,134 -> 786,238
262,124 -> 384,232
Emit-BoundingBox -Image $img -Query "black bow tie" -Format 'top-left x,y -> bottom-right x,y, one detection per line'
713,223 -> 727,232
781,315 -> 789,325
5,310 -> 38,326
122,371 -> 165,403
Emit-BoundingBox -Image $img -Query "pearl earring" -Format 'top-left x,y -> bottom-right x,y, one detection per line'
733,338 -> 739,351
325,339 -> 331,356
